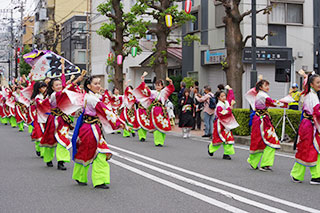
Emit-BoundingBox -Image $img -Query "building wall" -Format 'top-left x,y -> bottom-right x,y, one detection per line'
23,16 -> 34,45
91,0 -> 112,90
184,0 -> 314,108
314,0 -> 320,73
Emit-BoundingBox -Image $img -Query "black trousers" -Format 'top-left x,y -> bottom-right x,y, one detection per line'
193,111 -> 202,130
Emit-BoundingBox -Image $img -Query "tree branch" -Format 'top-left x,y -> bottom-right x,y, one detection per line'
240,5 -> 273,20
243,33 -> 272,46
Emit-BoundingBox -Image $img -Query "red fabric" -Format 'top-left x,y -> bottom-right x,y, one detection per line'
15,104 -> 27,123
250,115 -> 280,153
31,117 -> 44,141
227,89 -> 235,105
295,118 -> 320,166
0,105 -> 5,118
295,104 -> 320,166
137,107 -> 154,131
40,114 -> 71,148
120,107 -> 140,130
212,106 -> 235,145
26,105 -> 36,124
74,123 -> 112,166
151,106 -> 171,132
212,120 -> 235,145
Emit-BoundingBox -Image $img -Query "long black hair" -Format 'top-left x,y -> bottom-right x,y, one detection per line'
47,78 -> 61,96
306,73 -> 320,94
31,81 -> 47,99
84,76 -> 100,93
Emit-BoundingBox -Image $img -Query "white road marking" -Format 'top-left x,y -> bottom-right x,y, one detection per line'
110,159 -> 249,213
167,132 -> 295,159
113,152 -> 288,213
109,144 -> 320,213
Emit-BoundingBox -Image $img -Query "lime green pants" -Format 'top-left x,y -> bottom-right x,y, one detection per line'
18,122 -> 24,131
72,153 -> 110,187
42,143 -> 70,163
10,116 -> 17,127
208,143 -> 235,155
35,141 -> 41,152
123,129 -> 134,137
154,130 -> 166,146
138,128 -> 147,141
28,125 -> 34,134
1,117 -> 7,124
247,146 -> 275,169
291,155 -> 320,181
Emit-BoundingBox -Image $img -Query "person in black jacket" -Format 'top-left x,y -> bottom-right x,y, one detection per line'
179,88 -> 194,139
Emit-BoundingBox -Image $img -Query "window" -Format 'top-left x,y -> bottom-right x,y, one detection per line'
215,4 -> 225,27
187,11 -> 199,33
268,24 -> 287,46
78,22 -> 86,32
77,51 -> 86,64
287,4 -> 303,24
269,2 -> 303,25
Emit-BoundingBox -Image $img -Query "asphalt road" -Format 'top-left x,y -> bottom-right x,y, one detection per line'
1,123 -> 320,213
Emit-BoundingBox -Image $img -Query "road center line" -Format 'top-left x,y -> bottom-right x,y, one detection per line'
113,152 -> 288,213
109,144 -> 320,213
110,159 -> 249,213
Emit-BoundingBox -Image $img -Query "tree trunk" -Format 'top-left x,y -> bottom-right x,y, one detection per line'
114,63 -> 123,93
224,6 -> 244,108
112,0 -> 124,94
154,24 -> 168,81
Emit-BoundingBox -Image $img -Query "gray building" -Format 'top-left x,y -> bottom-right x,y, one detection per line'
61,15 -> 87,70
314,0 -> 320,73
182,0 -> 314,108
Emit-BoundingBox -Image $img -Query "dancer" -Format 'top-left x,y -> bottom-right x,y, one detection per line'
120,83 -> 139,138
179,88 -> 194,139
290,74 -> 320,184
72,76 -> 125,189
133,73 -> 175,147
30,81 -> 50,157
208,90 -> 239,159
13,85 -> 30,132
245,79 -> 287,171
40,59 -> 84,170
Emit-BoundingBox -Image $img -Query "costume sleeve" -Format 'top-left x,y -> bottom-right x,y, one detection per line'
266,97 -> 287,108
95,101 -> 125,133
61,73 -> 66,88
216,106 -> 232,120
132,82 -> 152,108
227,89 -> 235,105
161,83 -> 175,101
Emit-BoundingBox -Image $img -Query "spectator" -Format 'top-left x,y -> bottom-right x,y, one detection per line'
195,86 -> 215,138
191,81 -> 203,130
217,84 -> 225,92
288,83 -> 301,110
178,82 -> 186,100
179,88 -> 194,139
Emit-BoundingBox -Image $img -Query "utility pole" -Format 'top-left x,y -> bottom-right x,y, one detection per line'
9,9 -> 14,80
250,0 -> 257,88
17,0 -> 24,78
86,0 -> 92,74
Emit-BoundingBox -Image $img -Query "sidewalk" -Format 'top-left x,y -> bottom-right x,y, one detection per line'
170,121 -> 295,154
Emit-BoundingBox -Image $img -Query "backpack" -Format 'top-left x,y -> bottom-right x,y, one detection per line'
208,94 -> 216,109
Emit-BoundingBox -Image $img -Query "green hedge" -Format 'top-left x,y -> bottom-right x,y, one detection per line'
232,108 -> 301,140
